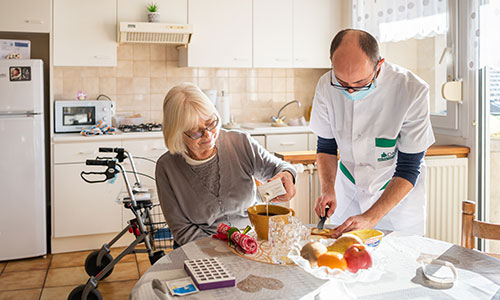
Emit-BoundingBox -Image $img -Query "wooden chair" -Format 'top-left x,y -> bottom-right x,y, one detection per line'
461,200 -> 500,259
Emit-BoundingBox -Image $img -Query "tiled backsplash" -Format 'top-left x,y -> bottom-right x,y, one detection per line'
53,44 -> 328,123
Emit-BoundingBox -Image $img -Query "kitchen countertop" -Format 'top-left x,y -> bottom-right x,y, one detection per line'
52,124 -> 313,143
274,145 -> 471,164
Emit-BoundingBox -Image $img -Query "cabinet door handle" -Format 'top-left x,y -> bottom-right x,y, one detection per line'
233,58 -> 248,61
151,147 -> 167,150
274,58 -> 289,62
25,19 -> 44,24
94,55 -> 111,59
78,150 -> 97,155
280,142 -> 297,146
295,58 -> 307,62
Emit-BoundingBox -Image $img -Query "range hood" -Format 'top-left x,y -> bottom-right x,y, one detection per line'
118,22 -> 193,45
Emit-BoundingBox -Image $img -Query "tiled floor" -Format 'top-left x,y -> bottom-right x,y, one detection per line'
0,247 -> 170,300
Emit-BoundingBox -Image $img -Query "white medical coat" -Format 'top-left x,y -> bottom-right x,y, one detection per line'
309,62 -> 435,235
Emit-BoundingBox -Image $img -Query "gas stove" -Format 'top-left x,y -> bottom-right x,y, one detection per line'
118,123 -> 162,133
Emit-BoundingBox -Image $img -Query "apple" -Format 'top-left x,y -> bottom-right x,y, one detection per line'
343,244 -> 373,273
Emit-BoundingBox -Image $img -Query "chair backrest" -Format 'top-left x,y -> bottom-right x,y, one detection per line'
461,200 -> 500,249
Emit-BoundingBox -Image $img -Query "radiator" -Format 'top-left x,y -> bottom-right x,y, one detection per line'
425,157 -> 468,245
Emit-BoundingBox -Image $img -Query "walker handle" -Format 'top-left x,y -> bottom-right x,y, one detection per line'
86,159 -> 111,166
99,147 -> 124,153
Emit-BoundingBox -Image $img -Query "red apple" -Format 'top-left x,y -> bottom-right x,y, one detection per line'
344,244 -> 373,273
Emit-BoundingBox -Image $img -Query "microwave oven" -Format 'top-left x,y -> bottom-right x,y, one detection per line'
54,100 -> 113,133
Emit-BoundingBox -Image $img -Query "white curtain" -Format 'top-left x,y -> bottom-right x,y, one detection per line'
479,0 -> 500,69
352,0 -> 449,43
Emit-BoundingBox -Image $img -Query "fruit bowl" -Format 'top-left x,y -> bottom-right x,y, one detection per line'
288,239 -> 386,283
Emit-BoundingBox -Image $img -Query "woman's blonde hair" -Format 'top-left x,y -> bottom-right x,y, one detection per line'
162,83 -> 220,155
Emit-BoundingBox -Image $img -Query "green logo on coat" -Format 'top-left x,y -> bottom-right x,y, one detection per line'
378,151 -> 396,162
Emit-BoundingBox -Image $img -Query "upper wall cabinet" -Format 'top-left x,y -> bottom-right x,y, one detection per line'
0,0 -> 51,33
253,0 -> 293,68
179,0 -> 252,68
117,0 -> 187,23
293,0 -> 340,68
53,0 -> 117,67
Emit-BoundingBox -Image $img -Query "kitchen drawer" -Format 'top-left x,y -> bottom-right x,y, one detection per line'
266,134 -> 308,152
251,135 -> 266,148
122,138 -> 168,159
54,141 -> 121,164
308,133 -> 317,151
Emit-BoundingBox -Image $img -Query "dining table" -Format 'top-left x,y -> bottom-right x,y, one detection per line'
130,229 -> 500,300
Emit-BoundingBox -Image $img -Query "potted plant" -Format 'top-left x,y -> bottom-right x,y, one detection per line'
147,2 -> 160,23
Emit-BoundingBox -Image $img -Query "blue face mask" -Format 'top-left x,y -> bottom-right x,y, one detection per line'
331,71 -> 377,101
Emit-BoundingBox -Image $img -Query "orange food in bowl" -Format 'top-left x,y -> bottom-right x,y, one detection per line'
317,251 -> 347,271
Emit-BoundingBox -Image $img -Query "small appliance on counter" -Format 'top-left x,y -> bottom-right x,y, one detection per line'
54,100 -> 113,133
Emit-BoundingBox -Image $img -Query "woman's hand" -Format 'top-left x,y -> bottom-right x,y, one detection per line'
269,171 -> 296,203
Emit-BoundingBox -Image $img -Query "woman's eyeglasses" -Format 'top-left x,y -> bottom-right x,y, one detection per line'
184,116 -> 219,140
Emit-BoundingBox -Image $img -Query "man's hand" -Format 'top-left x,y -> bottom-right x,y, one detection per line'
332,213 -> 379,238
314,193 -> 336,218
269,171 -> 296,203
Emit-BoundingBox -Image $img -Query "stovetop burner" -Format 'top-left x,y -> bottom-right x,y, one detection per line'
118,123 -> 162,133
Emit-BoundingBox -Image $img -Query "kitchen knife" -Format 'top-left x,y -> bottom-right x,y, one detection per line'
317,207 -> 329,230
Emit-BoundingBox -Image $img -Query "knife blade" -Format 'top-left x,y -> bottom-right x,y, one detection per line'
317,206 -> 329,230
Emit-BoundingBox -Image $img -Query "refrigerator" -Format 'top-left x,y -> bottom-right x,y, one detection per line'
0,59 -> 47,260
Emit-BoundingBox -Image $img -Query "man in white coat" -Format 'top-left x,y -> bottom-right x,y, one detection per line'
310,29 -> 435,237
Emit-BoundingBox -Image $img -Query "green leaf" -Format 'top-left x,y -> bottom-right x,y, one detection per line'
147,2 -> 159,12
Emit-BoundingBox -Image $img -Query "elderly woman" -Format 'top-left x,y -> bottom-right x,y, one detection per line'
156,83 -> 297,246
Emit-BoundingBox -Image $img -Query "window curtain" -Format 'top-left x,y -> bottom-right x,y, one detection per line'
479,0 -> 500,70
352,0 -> 449,43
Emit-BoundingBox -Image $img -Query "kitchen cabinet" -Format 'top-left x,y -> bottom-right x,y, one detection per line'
293,0 -> 341,68
253,0 -> 293,68
52,134 -> 168,251
266,133 -> 309,152
0,0 -> 51,33
53,141 -> 123,237
179,0 -> 252,68
121,138 -> 167,227
117,0 -> 187,23
308,133 -> 317,151
53,0 -> 117,67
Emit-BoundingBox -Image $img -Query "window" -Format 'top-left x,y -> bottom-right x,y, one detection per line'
352,0 -> 458,129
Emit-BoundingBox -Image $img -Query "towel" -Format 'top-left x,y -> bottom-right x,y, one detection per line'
212,223 -> 258,254
80,120 -> 116,136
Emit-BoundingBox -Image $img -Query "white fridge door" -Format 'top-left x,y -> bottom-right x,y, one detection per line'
0,114 -> 46,260
0,59 -> 44,113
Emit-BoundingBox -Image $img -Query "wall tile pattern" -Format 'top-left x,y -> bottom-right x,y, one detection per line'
54,44 -> 327,123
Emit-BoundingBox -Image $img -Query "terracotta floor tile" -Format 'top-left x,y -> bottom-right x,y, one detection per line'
50,250 -> 92,269
109,247 -> 136,264
40,286 -> 75,300
0,288 -> 41,300
99,280 -> 137,300
0,270 -> 46,291
45,266 -> 89,288
137,260 -> 151,276
3,255 -> 51,272
101,262 -> 139,282
135,252 -> 151,263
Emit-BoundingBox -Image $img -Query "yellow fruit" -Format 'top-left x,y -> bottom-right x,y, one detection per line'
317,251 -> 347,270
300,242 -> 327,267
326,234 -> 363,255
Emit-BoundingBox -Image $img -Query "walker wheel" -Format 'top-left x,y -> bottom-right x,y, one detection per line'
84,250 -> 113,279
67,284 -> 103,300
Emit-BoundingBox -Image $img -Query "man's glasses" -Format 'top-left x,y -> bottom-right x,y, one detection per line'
330,64 -> 379,92
184,116 -> 219,140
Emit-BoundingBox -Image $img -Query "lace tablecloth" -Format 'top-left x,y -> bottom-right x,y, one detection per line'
130,231 -> 500,300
